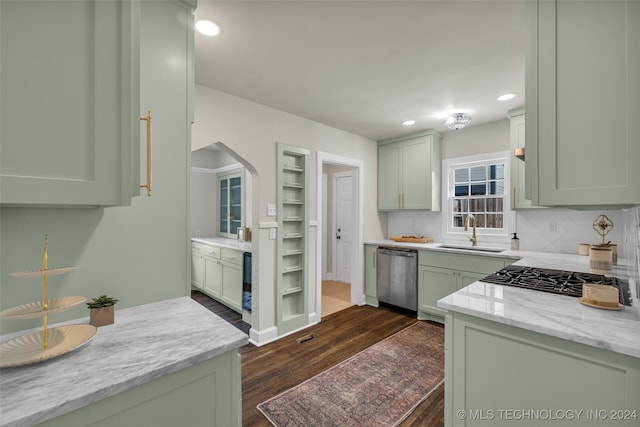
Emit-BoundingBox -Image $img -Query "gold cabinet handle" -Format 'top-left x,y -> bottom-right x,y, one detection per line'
140,110 -> 152,196
512,186 -> 516,210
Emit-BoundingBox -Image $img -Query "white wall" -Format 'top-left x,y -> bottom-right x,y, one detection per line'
442,119 -> 509,159
191,169 -> 217,238
192,85 -> 381,342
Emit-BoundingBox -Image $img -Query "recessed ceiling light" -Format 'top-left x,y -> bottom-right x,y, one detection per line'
402,120 -> 416,126
497,93 -> 516,101
196,19 -> 222,36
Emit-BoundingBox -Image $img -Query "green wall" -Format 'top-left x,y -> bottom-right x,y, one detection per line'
1,186 -> 190,334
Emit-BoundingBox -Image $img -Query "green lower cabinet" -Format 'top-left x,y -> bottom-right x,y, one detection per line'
445,313 -> 640,426
418,251 -> 513,322
364,245 -> 378,306
419,265 -> 458,318
36,350 -> 242,427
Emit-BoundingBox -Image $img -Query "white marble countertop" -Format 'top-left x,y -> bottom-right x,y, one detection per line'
438,279 -> 640,358
192,236 -> 252,252
0,297 -> 248,427
365,240 -> 640,359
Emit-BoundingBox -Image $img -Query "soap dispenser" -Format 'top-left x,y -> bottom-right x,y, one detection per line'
511,233 -> 520,250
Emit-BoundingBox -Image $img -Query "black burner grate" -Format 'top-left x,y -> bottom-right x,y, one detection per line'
480,265 -> 631,306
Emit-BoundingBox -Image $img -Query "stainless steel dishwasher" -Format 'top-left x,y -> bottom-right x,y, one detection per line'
376,246 -> 418,311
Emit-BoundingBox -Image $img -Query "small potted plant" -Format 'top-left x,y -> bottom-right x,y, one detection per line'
87,295 -> 119,327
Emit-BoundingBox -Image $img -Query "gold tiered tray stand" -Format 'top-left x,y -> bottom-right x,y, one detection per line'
0,235 -> 97,368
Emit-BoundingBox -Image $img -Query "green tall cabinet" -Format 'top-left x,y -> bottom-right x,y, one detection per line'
526,0 -> 640,207
377,130 -> 442,211
276,143 -> 310,335
0,0 -> 140,206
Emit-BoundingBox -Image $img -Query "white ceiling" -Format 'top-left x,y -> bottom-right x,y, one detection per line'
194,0 -> 526,141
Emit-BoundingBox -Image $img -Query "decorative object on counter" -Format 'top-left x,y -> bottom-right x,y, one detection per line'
511,233 -> 520,250
237,226 -> 251,241
592,242 -> 618,265
87,295 -> 119,327
579,284 -> 623,310
589,245 -> 612,274
1,235 -> 96,368
578,243 -> 590,256
592,214 -> 614,243
389,235 -> 434,243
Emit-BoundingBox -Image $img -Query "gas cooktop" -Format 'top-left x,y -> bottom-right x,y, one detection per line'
480,265 -> 632,306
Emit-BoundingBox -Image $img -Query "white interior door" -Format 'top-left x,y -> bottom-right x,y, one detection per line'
334,171 -> 353,283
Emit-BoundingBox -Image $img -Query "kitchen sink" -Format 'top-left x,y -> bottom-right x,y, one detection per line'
438,244 -> 505,253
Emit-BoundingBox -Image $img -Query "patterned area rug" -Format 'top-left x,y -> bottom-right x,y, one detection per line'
257,321 -> 444,427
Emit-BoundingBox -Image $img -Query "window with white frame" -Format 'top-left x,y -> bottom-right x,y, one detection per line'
445,153 -> 509,236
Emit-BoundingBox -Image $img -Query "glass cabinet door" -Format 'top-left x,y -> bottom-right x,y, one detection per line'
230,176 -> 242,235
219,178 -> 229,234
217,169 -> 243,238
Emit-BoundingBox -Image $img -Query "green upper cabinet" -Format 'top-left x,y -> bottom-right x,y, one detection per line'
377,130 -> 442,211
1,0 -> 142,206
526,0 -> 640,207
217,169 -> 244,238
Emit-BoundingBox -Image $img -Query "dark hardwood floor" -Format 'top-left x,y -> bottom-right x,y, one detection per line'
191,291 -> 444,427
191,290 -> 251,334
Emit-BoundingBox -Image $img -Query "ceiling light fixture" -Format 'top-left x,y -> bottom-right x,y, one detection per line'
402,120 -> 415,126
443,113 -> 471,130
196,19 -> 222,36
497,93 -> 516,101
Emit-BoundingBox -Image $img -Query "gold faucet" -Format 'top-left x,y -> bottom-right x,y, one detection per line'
464,214 -> 477,246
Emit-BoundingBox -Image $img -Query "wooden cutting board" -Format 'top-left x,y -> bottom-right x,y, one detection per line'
389,236 -> 433,243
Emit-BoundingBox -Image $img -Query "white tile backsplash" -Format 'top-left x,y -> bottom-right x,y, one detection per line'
516,209 -> 625,254
388,208 -> 629,256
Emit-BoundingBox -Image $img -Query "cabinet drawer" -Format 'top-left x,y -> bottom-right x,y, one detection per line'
221,248 -> 242,265
202,245 -> 221,259
419,251 -> 505,275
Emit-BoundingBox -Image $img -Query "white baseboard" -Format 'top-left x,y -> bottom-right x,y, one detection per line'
248,320 -> 319,346
322,272 -> 335,281
308,311 -> 320,325
248,326 -> 277,346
